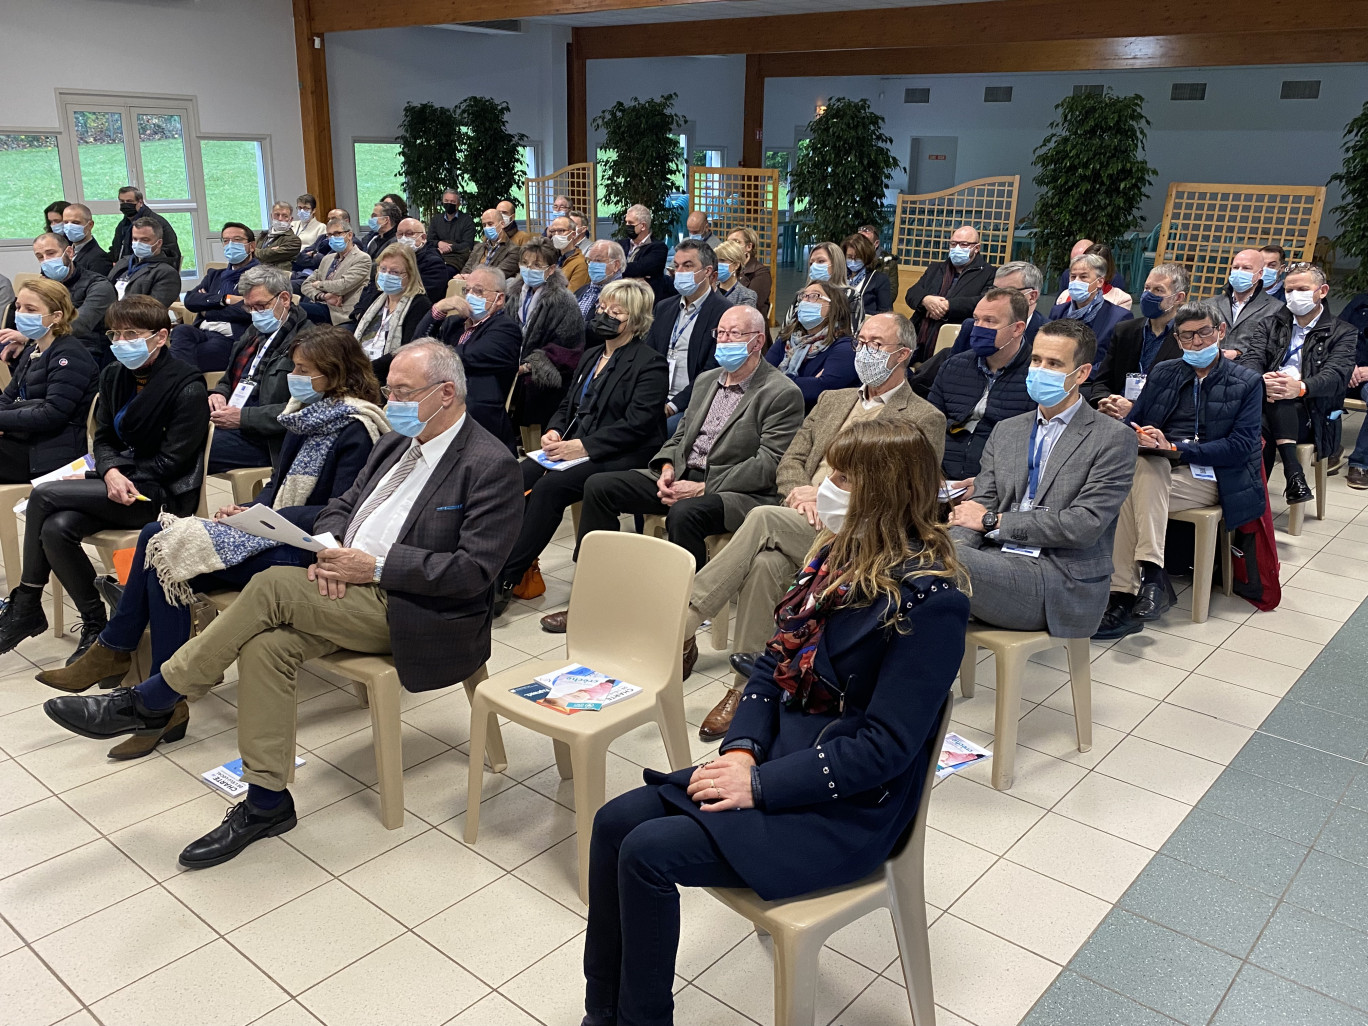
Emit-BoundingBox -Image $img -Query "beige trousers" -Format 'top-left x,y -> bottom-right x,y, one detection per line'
1110,455 -> 1220,593
685,504 -> 816,689
161,565 -> 393,790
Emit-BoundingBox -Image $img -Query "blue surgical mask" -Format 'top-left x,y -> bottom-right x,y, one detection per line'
40,258 -> 70,282
1139,290 -> 1168,320
688,233 -> 703,240
717,262 -> 732,282
223,242 -> 249,265
714,341 -> 750,371
1182,343 -> 1220,368
385,397 -> 434,437
588,260 -> 608,284
376,271 -> 404,294
520,267 -> 546,288
673,270 -> 697,296
1026,366 -> 1076,407
483,225 -> 498,241
131,240 -> 154,260
328,235 -> 348,252
1228,268 -> 1255,293
968,324 -> 1000,358
796,301 -> 825,329
367,216 -> 380,232
110,338 -> 152,369
251,300 -> 282,334
61,222 -> 85,242
808,262 -> 831,282
287,373 -> 322,403
1067,279 -> 1094,305
847,259 -> 864,276
296,208 -> 311,222
15,312 -> 50,339
466,294 -> 488,319
1260,267 -> 1280,290
948,245 -> 973,266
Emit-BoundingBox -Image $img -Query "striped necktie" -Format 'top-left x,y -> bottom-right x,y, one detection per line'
344,443 -> 424,547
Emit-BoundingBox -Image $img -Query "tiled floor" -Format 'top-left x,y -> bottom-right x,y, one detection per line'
2,466 -> 1368,1026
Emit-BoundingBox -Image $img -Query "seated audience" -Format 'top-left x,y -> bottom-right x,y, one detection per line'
0,296 -> 209,658
170,222 -> 260,372
686,211 -> 721,249
379,193 -> 409,221
460,209 -> 522,278
363,201 -> 400,260
1259,245 -> 1288,302
569,210 -> 592,256
947,319 -> 1137,636
548,215 -> 590,292
948,261 -> 1046,356
109,218 -> 181,307
292,207 -> 348,278
550,194 -> 573,220
575,240 -> 626,324
844,232 -> 893,317
1053,243 -> 1132,310
858,224 -> 900,305
57,203 -> 113,278
1214,248 -> 1284,355
353,243 -> 433,374
1093,262 -> 1190,416
494,279 -> 667,613
779,242 -> 854,329
43,200 -> 70,233
688,313 -> 945,738
42,342 -> 522,869
727,226 -> 772,319
256,200 -> 302,267
905,225 -> 996,361
649,239 -> 729,424
508,239 -> 586,441
581,417 -> 968,1026
765,280 -> 858,409
1096,301 -> 1265,640
29,229 -> 117,367
498,199 -> 534,246
1048,252 -> 1133,367
0,278 -> 98,482
1054,238 -> 1127,293
622,204 -> 669,301
395,217 -> 456,305
429,189 -> 476,270
38,327 -> 388,713
930,287 -> 1036,486
712,239 -> 759,309
291,193 -> 325,249
1238,262 -> 1357,503
109,186 -> 182,269
300,217 -> 372,326
209,265 -> 310,472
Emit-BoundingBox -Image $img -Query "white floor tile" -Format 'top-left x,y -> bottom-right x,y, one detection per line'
1054,773 -> 1191,851
0,947 -> 82,1026
165,835 -> 330,933
1132,702 -> 1254,765
90,939 -> 288,1026
1006,812 -> 1153,903
1224,624 -> 1324,670
1093,734 -> 1226,805
0,837 -> 154,941
1167,674 -> 1281,729
342,829 -> 504,928
444,784 -> 577,871
1041,680 -> 1157,733
928,915 -> 1060,1026
950,860 -> 1111,964
283,790 -> 429,875
926,776 -> 1045,856
442,991 -> 542,1026
1192,650 -> 1301,698
694,932 -> 874,1026
0,796 -> 100,880
0,758 -> 51,817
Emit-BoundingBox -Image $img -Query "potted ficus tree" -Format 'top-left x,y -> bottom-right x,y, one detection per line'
788,97 -> 901,245
453,97 -> 528,215
592,94 -> 684,238
396,101 -> 463,221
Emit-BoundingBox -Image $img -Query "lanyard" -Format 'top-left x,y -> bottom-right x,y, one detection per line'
670,300 -> 701,353
521,286 -> 535,324
245,323 -> 284,381
483,242 -> 501,266
1026,420 -> 1047,502
1286,328 -> 1307,365
1192,377 -> 1202,444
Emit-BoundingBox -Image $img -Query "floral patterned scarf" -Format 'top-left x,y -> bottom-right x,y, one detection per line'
766,544 -> 851,714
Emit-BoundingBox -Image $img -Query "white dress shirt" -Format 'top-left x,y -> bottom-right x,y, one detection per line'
1281,309 -> 1321,376
349,414 -> 466,559
666,288 -> 711,399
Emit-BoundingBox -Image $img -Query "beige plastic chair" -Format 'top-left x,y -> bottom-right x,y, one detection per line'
707,696 -> 953,1026
464,530 -> 695,902
202,370 -> 224,391
213,467 -> 273,505
641,513 -> 732,648
11,271 -> 40,292
933,321 -> 960,355
1345,398 -> 1366,415
1286,443 -> 1327,537
1170,506 -> 1233,623
169,301 -> 195,327
958,626 -> 1091,791
444,277 -> 466,300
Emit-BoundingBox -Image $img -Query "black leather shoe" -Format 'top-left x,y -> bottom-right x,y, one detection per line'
44,687 -> 180,740
179,794 -> 297,869
66,620 -> 107,665
95,575 -> 125,618
1132,572 -> 1176,621
492,581 -> 515,617
1284,472 -> 1314,505
729,651 -> 762,681
1092,603 -> 1142,641
0,587 -> 48,655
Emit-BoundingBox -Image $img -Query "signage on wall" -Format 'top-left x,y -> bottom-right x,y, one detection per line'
929,154 -> 947,160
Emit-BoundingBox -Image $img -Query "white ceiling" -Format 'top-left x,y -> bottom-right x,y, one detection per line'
533,0 -> 998,28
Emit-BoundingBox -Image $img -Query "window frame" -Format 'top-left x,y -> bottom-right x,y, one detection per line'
351,137 -> 405,222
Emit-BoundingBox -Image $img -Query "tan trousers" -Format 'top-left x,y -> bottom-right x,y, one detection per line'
685,504 -> 816,689
161,565 -> 393,790
1110,455 -> 1220,593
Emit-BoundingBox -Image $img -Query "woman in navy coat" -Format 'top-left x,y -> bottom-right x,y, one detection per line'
582,418 -> 970,1026
765,279 -> 859,410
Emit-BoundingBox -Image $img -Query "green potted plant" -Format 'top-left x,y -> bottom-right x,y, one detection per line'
1330,99 -> 1368,295
788,98 -> 901,245
1030,91 -> 1156,280
592,94 -> 684,237
453,97 -> 528,215
396,102 -> 463,222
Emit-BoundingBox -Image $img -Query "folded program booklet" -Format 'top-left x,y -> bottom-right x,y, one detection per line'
936,732 -> 991,780
203,756 -> 306,798
511,663 -> 642,714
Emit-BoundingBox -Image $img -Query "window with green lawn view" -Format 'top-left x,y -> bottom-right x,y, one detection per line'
354,141 -> 402,213
200,139 -> 269,231
0,134 -> 65,240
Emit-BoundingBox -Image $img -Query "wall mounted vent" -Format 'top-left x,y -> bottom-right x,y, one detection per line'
1171,82 -> 1207,101
1281,80 -> 1321,99
1072,84 -> 1105,96
904,88 -> 931,104
984,86 -> 1013,103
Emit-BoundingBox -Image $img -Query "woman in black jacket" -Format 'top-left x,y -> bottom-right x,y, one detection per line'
0,278 -> 98,482
493,278 -> 667,613
845,232 -> 893,318
508,239 -> 586,446
0,296 -> 210,660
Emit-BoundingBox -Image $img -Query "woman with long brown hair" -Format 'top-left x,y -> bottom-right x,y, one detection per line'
581,418 -> 970,1026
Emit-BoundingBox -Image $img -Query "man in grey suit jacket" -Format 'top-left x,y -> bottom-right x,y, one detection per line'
575,305 -> 805,571
948,319 -> 1138,638
1211,248 -> 1284,355
43,342 -> 523,870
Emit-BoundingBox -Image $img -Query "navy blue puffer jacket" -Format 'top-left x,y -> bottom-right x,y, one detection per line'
927,342 -> 1034,480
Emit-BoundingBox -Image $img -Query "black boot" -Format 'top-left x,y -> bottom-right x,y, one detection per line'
0,586 -> 48,655
66,614 -> 108,665
95,574 -> 125,619
492,580 -> 516,617
1284,470 -> 1314,505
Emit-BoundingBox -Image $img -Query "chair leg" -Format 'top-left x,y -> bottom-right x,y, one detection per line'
570,739 -> 608,904
1189,519 -> 1215,624
464,693 -> 490,844
553,738 -> 574,780
771,927 -> 824,1026
709,602 -> 730,650
0,505 -> 21,594
368,673 -> 405,830
990,648 -> 1026,790
1064,637 -> 1092,754
1220,523 -> 1234,598
957,641 -> 977,699
1316,458 -> 1327,521
353,680 -> 370,708
888,875 -> 937,1026
657,686 -> 693,770
462,665 -> 506,773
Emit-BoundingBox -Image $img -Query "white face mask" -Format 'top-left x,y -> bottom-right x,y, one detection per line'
1285,289 -> 1319,317
816,477 -> 851,534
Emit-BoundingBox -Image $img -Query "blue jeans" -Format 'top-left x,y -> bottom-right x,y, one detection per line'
583,787 -> 744,1026
101,521 -> 314,677
1350,384 -> 1368,469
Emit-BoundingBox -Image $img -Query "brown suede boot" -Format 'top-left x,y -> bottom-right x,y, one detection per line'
35,639 -> 132,693
107,700 -> 190,760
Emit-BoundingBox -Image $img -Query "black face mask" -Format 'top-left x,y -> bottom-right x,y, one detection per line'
442,203 -> 458,214
589,312 -> 623,341
119,201 -> 139,218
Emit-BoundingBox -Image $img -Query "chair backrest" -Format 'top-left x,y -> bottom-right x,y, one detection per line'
567,531 -> 695,691
445,277 -> 465,300
203,370 -> 224,390
12,271 -> 41,293
934,322 -> 960,355
86,394 -> 99,450
885,694 -> 954,889
196,424 -> 215,518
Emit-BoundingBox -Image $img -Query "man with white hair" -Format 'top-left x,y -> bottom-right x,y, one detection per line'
44,340 -> 523,869
1046,251 -> 1133,367
576,239 -> 626,323
621,203 -> 669,300
396,217 -> 456,303
548,215 -> 590,292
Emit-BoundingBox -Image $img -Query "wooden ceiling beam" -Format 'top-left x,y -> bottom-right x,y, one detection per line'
312,0 -> 764,35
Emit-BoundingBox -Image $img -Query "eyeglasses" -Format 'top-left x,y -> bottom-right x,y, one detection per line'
797,292 -> 829,303
105,329 -> 152,342
1176,326 -> 1220,343
397,232 -> 423,240
854,339 -> 903,352
712,329 -> 762,342
465,285 -> 494,299
244,295 -> 285,314
326,231 -> 349,239
380,382 -> 443,402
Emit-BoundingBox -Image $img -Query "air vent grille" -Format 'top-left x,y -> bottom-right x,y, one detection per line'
1171,82 -> 1207,101
984,86 -> 1013,103
1281,80 -> 1321,99
904,88 -> 930,104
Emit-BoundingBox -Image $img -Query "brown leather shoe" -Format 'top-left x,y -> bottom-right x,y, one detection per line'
1348,466 -> 1368,490
36,639 -> 132,693
682,635 -> 698,681
106,700 -> 190,759
540,609 -> 568,634
699,687 -> 742,741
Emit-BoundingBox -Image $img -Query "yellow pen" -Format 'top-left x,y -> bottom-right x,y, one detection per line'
134,494 -> 151,502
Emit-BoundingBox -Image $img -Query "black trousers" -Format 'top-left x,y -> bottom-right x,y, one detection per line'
169,324 -> 234,373
501,452 -> 651,585
22,479 -> 163,618
1262,398 -> 1311,474
0,436 -> 35,484
578,468 -> 727,571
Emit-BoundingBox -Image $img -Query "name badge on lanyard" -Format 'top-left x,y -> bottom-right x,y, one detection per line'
1124,373 -> 1147,402
228,380 -> 256,408
1015,420 -> 1046,513
231,325 -> 282,408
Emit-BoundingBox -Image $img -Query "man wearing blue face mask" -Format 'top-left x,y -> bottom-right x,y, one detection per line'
362,201 -> 400,260
170,223 -> 261,372
24,229 -> 117,368
1096,301 -> 1265,638
904,225 -> 996,362
647,240 -> 730,428
575,239 -> 626,327
456,209 -> 523,279
107,219 -> 180,307
1047,252 -> 1133,368
685,211 -> 720,249
1259,245 -> 1287,303
1212,248 -> 1284,355
300,217 -> 373,326
1093,262 -> 1190,418
947,319 -> 1137,649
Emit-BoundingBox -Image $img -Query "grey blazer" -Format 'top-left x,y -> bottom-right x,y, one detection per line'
642,359 -> 805,530
1211,284 -> 1284,355
952,399 -> 1138,637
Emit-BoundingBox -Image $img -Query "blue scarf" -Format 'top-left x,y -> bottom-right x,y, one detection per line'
1064,292 -> 1105,323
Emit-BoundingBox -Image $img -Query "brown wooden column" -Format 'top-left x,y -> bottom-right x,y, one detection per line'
293,0 -> 336,212
742,54 -> 765,168
568,31 -> 588,165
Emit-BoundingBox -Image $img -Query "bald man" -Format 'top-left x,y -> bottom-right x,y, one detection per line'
396,217 -> 456,303
904,224 -> 996,362
1212,247 -> 1285,355
686,211 -> 720,249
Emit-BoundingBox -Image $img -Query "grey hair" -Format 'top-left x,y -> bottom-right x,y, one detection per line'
587,239 -> 626,265
1284,261 -> 1327,288
239,264 -> 292,298
402,339 -> 467,402
466,265 -> 507,294
723,303 -> 767,334
1150,261 -> 1191,295
995,260 -> 1043,292
326,216 -> 352,232
1174,298 -> 1223,328
626,203 -> 652,229
865,311 -> 916,352
1070,253 -> 1108,278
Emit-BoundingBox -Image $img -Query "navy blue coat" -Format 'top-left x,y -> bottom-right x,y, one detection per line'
764,335 -> 858,410
252,417 -> 379,530
1047,299 -> 1133,368
928,342 -> 1035,481
950,310 -> 1045,356
647,568 -> 966,900
183,259 -> 259,341
1128,357 -> 1267,528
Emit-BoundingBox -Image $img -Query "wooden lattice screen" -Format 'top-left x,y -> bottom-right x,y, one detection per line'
1154,182 -> 1326,298
524,162 -> 596,239
892,175 -> 1020,283
688,166 -> 780,318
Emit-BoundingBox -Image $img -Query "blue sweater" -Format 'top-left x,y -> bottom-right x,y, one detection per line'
764,335 -> 858,410
183,260 -> 260,340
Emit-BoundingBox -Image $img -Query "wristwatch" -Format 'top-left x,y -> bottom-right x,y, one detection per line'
371,556 -> 385,583
981,511 -> 999,532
